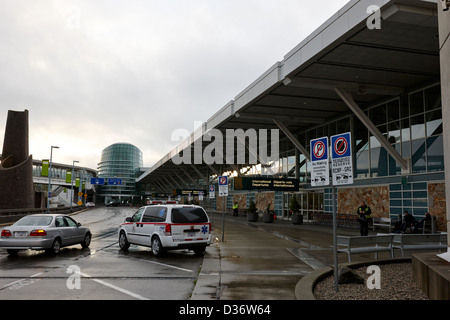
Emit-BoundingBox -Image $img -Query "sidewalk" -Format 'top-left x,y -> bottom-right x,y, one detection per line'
191,211 -> 382,300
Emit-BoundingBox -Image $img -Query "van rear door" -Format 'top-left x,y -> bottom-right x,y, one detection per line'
170,207 -> 210,241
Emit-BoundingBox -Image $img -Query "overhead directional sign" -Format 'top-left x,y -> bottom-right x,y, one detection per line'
310,137 -> 329,187
233,177 -> 299,191
91,177 -> 105,185
331,132 -> 353,185
218,176 -> 228,196
108,178 -> 122,185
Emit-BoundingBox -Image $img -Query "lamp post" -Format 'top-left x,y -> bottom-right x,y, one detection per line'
47,146 -> 59,212
70,160 -> 79,212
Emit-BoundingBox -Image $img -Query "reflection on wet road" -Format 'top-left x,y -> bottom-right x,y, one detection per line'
0,207 -> 205,300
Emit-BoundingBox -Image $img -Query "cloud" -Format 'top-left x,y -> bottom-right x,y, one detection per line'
0,0 -> 350,169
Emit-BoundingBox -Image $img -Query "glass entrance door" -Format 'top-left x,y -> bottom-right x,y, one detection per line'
283,191 -> 324,221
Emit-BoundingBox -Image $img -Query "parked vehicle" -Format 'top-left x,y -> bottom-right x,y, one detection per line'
0,214 -> 91,255
118,204 -> 212,256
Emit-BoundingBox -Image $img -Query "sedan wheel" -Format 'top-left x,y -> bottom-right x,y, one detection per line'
46,238 -> 61,255
81,233 -> 91,248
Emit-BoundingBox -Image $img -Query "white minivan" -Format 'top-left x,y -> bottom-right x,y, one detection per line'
118,204 -> 212,256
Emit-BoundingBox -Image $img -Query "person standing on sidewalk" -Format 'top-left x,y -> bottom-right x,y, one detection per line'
233,202 -> 239,216
356,201 -> 372,236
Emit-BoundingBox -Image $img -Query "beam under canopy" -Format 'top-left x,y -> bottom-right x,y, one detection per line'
334,87 -> 409,172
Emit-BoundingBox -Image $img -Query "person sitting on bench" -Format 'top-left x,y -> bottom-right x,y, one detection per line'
394,211 -> 416,233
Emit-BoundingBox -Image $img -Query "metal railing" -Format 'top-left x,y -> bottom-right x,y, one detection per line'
0,206 -> 86,225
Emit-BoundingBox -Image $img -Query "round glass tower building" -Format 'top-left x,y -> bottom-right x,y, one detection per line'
97,143 -> 143,205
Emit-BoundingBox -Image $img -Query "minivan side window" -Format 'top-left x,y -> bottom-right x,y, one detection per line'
131,208 -> 144,222
142,207 -> 167,222
171,207 -> 208,223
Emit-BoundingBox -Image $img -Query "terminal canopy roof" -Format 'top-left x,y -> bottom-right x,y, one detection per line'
137,0 -> 440,192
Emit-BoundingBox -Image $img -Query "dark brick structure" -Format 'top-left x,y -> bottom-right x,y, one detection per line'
0,110 -> 35,209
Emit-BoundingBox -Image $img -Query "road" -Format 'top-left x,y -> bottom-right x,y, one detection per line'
0,207 -> 206,300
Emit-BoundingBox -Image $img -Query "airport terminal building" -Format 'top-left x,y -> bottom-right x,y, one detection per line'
97,143 -> 144,205
136,0 -> 450,236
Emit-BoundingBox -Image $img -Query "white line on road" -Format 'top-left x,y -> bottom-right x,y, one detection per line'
0,272 -> 44,291
80,272 -> 150,300
139,259 -> 194,273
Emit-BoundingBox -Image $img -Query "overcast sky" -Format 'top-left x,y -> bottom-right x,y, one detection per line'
0,0 -> 350,170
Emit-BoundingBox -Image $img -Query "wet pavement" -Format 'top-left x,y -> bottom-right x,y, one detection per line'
192,211 -> 385,300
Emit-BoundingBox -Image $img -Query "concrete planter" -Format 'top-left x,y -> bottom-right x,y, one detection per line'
292,214 -> 303,225
247,212 -> 258,222
263,212 -> 274,223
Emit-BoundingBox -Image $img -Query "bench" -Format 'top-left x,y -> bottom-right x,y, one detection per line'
393,233 -> 448,257
372,217 -> 392,232
337,235 -> 394,262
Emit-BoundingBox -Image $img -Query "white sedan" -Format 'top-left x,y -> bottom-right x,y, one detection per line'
0,214 -> 91,255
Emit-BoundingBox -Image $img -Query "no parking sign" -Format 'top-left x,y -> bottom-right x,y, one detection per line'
209,185 -> 215,199
310,137 -> 329,187
331,132 -> 353,185
218,176 -> 228,196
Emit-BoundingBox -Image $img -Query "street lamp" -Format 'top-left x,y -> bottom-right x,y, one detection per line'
47,145 -> 59,212
70,160 -> 79,212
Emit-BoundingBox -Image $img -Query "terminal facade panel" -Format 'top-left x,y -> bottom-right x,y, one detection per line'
137,1 -> 448,234
202,82 -> 445,230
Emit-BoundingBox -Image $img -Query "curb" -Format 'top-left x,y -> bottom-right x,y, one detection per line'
295,257 -> 411,300
190,242 -> 221,300
295,266 -> 333,300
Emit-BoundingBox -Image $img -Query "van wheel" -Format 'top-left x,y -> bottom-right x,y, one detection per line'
151,236 -> 164,257
193,246 -> 206,256
119,231 -> 130,250
7,249 -> 19,256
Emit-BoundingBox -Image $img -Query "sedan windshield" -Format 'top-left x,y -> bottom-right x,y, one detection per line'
14,216 -> 53,226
